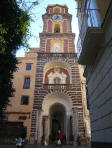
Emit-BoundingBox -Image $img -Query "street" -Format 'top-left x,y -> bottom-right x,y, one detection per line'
0,145 -> 90,148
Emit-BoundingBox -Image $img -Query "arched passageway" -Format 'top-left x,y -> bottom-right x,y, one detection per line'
50,103 -> 66,141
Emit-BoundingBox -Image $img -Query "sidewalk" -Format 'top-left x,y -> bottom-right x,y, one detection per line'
0,144 -> 90,148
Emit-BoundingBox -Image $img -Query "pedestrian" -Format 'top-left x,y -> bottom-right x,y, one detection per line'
57,130 -> 63,146
16,137 -> 22,148
21,138 -> 25,148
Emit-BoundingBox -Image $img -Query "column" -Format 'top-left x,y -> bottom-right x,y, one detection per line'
66,115 -> 70,144
73,107 -> 79,145
37,110 -> 42,144
30,109 -> 38,144
44,116 -> 49,145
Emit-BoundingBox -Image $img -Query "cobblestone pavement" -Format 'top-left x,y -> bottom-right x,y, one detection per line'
0,145 -> 90,148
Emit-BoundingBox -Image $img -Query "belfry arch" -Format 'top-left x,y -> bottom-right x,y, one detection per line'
54,24 -> 60,33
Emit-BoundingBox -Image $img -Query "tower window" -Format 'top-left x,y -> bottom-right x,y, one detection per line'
21,95 -> 29,105
26,64 -> 31,70
54,7 -> 60,13
23,77 -> 30,89
54,24 -> 60,33
19,116 -> 27,120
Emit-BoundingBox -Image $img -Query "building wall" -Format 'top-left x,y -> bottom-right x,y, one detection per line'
86,13 -> 112,144
5,48 -> 38,140
78,65 -> 91,140
76,0 -> 112,147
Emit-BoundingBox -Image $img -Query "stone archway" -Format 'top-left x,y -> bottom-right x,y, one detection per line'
50,103 -> 66,141
41,92 -> 74,144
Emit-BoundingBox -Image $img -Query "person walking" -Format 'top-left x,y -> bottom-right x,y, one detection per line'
21,138 -> 25,148
57,130 -> 63,146
16,137 -> 22,148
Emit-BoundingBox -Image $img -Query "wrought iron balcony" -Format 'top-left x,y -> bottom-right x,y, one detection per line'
76,0 -> 110,65
43,84 -> 73,90
77,14 -> 104,65
77,28 -> 104,65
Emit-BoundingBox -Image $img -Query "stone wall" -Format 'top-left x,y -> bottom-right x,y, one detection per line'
30,53 -> 85,143
86,4 -> 112,146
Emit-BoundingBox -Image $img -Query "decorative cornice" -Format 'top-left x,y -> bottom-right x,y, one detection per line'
39,33 -> 75,38
42,13 -> 72,19
37,53 -> 77,58
4,112 -> 31,114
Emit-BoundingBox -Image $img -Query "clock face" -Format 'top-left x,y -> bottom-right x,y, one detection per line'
52,15 -> 62,22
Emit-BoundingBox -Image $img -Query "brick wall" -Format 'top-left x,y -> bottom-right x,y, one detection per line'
46,39 -> 51,52
30,53 -> 85,138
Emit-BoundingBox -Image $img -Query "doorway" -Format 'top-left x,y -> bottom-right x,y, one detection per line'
50,103 -> 66,142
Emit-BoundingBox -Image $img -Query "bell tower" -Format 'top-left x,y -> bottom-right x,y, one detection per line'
40,4 -> 75,53
30,5 -> 86,145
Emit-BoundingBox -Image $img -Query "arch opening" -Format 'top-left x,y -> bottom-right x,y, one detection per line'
54,24 -> 60,33
41,92 -> 74,144
54,7 -> 60,13
50,103 -> 66,141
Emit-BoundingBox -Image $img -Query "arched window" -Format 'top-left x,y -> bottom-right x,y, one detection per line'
54,77 -> 61,84
54,24 -> 60,33
54,7 -> 60,13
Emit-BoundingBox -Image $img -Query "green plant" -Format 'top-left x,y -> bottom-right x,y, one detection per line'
41,135 -> 45,145
41,135 -> 45,141
70,135 -> 74,141
49,135 -> 52,140
62,135 -> 66,144
49,135 -> 52,144
0,0 -> 30,119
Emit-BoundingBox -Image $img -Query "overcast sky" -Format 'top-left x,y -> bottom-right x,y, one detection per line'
16,0 -> 79,56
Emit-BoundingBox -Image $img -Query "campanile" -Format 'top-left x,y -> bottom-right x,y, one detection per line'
30,5 -> 86,145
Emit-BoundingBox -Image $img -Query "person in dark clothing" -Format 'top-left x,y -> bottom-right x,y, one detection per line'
16,137 -> 22,148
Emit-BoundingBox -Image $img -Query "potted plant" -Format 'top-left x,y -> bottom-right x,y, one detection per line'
49,135 -> 52,144
69,135 -> 74,145
41,135 -> 45,145
62,135 -> 66,145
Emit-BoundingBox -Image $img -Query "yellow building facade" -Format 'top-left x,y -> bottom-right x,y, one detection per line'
4,48 -> 38,140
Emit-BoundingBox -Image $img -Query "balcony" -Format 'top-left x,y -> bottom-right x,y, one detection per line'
77,1 -> 106,65
77,28 -> 104,65
43,84 -> 73,90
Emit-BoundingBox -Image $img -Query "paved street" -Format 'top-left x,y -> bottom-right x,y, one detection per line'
0,145 -> 90,148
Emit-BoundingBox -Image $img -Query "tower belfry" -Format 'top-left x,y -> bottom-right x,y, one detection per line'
30,4 -> 86,144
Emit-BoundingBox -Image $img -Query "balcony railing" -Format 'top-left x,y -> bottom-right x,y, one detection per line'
43,84 -> 73,90
76,0 -> 112,65
77,7 -> 104,64
38,53 -> 77,58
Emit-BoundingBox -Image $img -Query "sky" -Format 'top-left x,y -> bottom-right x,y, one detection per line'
16,0 -> 79,57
